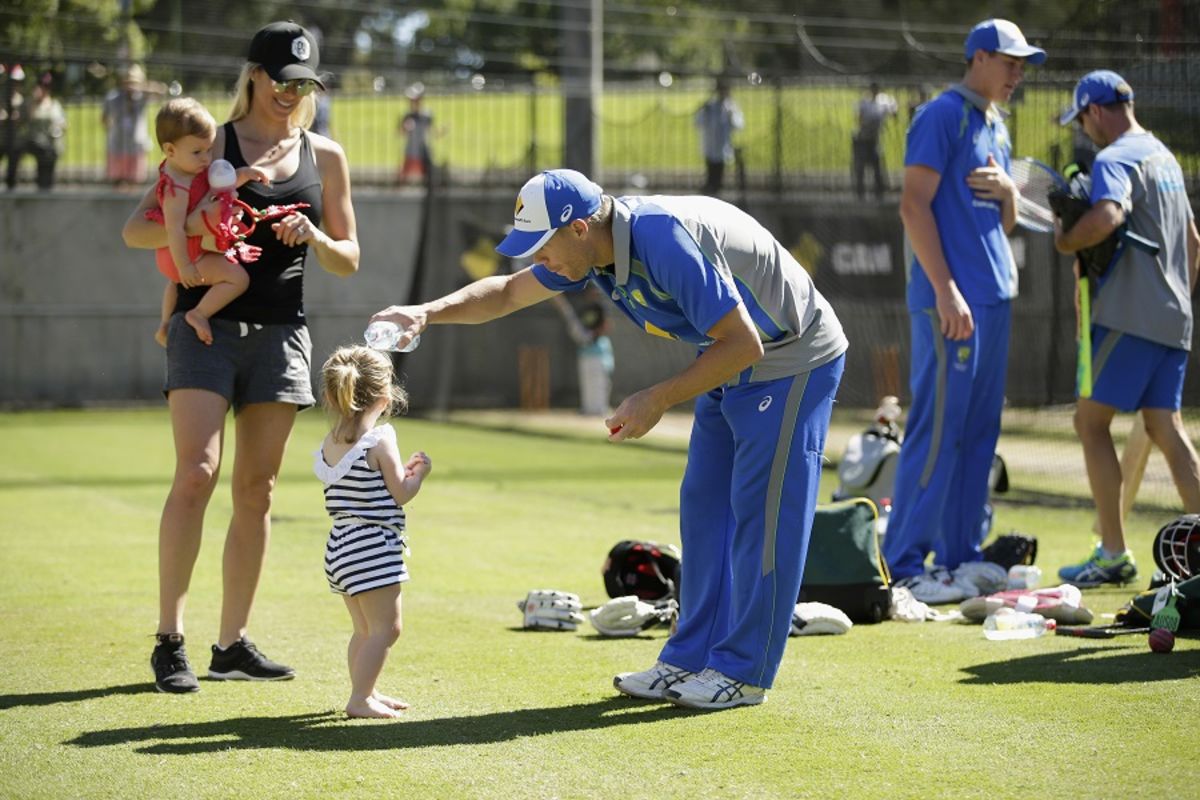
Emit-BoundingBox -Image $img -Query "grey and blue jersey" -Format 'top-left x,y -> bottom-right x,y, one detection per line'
533,193 -> 846,689
1089,131 -> 1193,350
531,194 -> 848,381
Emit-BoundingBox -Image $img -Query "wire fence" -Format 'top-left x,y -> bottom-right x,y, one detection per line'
3,56 -> 1198,193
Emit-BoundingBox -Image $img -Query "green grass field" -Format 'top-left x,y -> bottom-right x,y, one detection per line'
0,407 -> 1196,799
60,82 -> 1115,180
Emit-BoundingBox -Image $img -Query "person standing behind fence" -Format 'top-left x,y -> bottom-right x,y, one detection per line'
5,73 -> 65,191
694,79 -> 743,196
103,64 -> 164,189
851,82 -> 897,202
553,290 -> 615,416
883,19 -> 1045,605
397,83 -> 434,185
1054,70 -> 1200,587
122,20 -> 361,694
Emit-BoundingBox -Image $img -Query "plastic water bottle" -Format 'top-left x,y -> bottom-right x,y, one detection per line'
1007,564 -> 1043,590
982,609 -> 1055,640
364,320 -> 421,353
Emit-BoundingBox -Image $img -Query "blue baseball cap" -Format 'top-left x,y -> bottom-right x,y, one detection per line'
496,169 -> 603,258
1059,70 -> 1135,125
964,19 -> 1046,65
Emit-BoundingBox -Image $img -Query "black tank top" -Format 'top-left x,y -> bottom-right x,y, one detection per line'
174,122 -> 324,324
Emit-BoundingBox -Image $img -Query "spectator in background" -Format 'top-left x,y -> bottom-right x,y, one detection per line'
852,82 -> 898,201
553,289 -> 615,416
397,83 -> 434,186
102,64 -> 165,189
694,79 -> 743,196
310,89 -> 332,137
6,73 -> 66,191
1,65 -> 25,188
907,85 -> 931,127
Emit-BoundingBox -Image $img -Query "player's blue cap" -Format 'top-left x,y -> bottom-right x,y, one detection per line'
496,169 -> 603,258
964,19 -> 1046,65
1059,70 -> 1135,125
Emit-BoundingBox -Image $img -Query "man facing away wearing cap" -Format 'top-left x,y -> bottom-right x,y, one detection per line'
882,19 -> 1044,605
371,169 -> 847,710
1054,70 -> 1200,586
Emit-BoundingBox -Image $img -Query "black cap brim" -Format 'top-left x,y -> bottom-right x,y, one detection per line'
263,62 -> 325,90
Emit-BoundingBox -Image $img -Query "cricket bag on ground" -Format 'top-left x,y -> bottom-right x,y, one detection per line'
1114,573 -> 1200,631
798,498 -> 892,623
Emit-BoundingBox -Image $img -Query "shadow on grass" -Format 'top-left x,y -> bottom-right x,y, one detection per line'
66,697 -> 691,754
0,682 -> 154,709
960,643 -> 1200,685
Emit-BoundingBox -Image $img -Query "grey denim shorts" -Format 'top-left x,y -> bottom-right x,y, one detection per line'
163,314 -> 315,412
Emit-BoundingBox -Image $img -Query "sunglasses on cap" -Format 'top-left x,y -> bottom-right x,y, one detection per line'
272,78 -> 318,97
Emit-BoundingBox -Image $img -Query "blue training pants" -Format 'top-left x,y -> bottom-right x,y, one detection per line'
658,354 -> 843,689
882,302 -> 1010,579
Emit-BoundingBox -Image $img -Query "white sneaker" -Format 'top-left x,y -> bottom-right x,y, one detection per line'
895,569 -> 966,605
614,660 -> 695,700
951,561 -> 1009,598
663,668 -> 767,710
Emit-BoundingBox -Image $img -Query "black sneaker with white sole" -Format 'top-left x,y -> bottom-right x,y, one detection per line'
151,633 -> 200,694
208,637 -> 295,681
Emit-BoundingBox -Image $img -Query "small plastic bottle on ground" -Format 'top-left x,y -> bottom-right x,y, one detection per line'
982,609 -> 1056,640
364,320 -> 421,353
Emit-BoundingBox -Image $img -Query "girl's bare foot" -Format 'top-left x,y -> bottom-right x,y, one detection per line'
373,691 -> 409,711
184,309 -> 213,345
346,696 -> 401,719
154,323 -> 168,348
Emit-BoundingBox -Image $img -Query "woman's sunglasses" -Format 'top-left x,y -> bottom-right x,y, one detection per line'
272,79 -> 318,97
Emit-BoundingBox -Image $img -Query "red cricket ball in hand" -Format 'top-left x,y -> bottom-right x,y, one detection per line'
1149,627 -> 1175,654
609,424 -> 623,435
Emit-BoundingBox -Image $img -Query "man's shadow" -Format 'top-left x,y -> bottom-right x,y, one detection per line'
960,642 -> 1199,685
65,697 -> 688,755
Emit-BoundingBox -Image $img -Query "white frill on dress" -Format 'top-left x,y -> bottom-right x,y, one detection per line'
313,425 -> 396,485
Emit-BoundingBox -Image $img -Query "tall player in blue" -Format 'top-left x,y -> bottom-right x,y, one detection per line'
1055,71 -> 1200,585
371,169 -> 847,710
883,20 -> 1045,604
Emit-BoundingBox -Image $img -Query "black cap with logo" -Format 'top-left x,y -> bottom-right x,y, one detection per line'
247,21 -> 325,89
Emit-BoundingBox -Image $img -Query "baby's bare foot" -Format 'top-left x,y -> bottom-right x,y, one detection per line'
184,310 -> 213,345
346,697 -> 401,719
373,691 -> 410,711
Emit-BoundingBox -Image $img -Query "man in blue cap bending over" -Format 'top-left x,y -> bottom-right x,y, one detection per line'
371,169 -> 847,710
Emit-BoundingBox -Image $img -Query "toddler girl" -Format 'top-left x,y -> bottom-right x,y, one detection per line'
314,345 -> 432,718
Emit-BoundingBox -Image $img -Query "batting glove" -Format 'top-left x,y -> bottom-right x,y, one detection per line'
518,589 -> 584,631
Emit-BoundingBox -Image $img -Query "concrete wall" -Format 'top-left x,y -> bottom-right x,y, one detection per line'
2,188 -> 1193,410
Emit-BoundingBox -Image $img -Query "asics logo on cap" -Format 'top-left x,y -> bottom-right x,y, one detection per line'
291,37 -> 310,61
559,205 -> 573,223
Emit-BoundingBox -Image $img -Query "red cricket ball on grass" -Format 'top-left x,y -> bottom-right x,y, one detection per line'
1148,628 -> 1175,654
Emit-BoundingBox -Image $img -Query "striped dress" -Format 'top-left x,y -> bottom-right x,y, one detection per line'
313,425 -> 409,596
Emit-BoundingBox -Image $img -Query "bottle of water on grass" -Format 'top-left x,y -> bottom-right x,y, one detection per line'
983,609 -> 1055,640
364,320 -> 421,353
